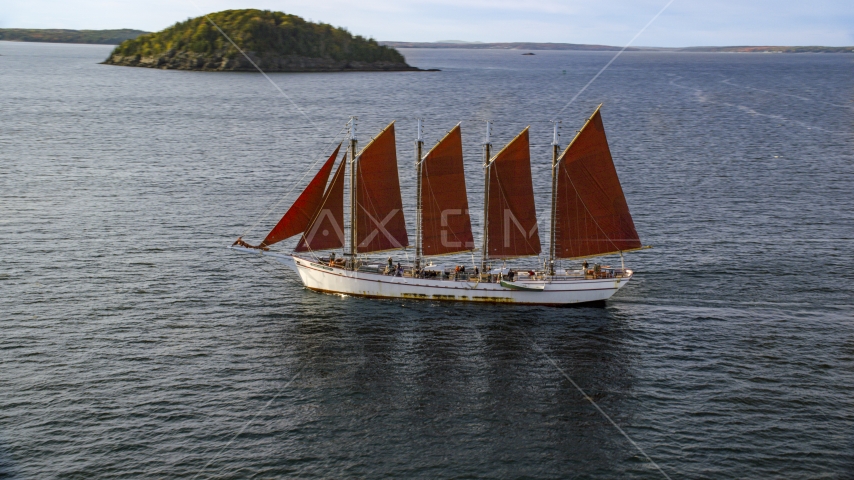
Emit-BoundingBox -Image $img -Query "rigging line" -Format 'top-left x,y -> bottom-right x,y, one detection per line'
236,253 -> 297,289
355,160 -> 409,252
423,168 -> 472,250
521,330 -> 673,480
296,154 -> 348,260
239,126 -> 348,239
258,258 -> 294,281
551,0 -> 676,120
490,161 -> 542,255
239,255 -> 294,284
186,0 -> 320,132
561,166 -> 622,253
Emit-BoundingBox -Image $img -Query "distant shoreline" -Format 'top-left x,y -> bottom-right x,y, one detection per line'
1,30 -> 851,53
381,41 -> 635,52
0,28 -> 148,45
381,41 -> 854,54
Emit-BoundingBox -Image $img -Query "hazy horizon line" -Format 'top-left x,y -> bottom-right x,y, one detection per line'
0,28 -> 852,50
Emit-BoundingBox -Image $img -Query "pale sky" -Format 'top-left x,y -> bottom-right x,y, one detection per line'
2,0 -> 852,47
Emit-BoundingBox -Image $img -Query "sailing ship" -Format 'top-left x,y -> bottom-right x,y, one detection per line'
231,105 -> 649,305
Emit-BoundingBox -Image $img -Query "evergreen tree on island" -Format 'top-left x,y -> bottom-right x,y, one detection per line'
103,9 -> 418,72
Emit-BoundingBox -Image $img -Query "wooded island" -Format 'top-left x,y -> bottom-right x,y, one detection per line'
103,9 -> 418,72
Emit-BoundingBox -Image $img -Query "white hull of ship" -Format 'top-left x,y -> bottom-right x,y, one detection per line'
233,247 -> 631,305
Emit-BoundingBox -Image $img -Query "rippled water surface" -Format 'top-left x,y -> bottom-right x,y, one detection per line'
2,41 -> 853,478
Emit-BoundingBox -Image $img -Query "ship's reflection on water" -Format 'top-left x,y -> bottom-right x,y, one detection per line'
274,291 -> 640,477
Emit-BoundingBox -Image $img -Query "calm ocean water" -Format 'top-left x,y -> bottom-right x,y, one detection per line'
1,41 -> 853,478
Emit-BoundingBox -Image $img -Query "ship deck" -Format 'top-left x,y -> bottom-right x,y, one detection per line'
305,255 -> 630,286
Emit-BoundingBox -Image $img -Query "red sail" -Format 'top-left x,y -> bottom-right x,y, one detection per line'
295,156 -> 346,252
486,128 -> 541,259
261,144 -> 341,247
554,108 -> 641,259
421,124 -> 475,256
355,122 -> 409,253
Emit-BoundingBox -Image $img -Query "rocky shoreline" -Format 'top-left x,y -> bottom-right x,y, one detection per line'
103,50 -> 422,72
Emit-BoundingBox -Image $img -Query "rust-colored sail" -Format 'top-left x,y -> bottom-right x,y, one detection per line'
261,144 -> 341,247
486,127 -> 541,259
554,108 -> 641,259
421,124 -> 474,256
355,122 -> 409,253
295,156 -> 346,252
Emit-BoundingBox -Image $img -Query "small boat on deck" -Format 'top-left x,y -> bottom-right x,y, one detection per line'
231,105 -> 649,305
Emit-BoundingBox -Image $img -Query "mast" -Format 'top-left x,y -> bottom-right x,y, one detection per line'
415,118 -> 424,270
481,120 -> 492,273
548,120 -> 560,276
348,116 -> 358,270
